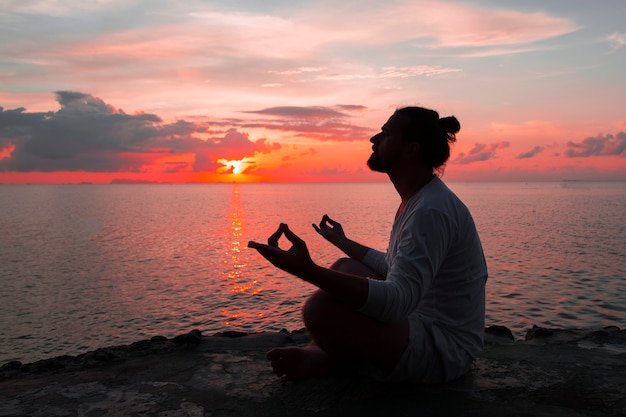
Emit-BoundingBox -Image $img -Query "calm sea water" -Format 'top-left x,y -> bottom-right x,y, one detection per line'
1,181 -> 625,365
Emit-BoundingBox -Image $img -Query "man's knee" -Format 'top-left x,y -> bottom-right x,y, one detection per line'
302,290 -> 335,332
330,257 -> 355,272
329,257 -> 384,280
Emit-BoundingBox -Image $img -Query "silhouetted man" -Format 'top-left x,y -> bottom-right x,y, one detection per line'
249,106 -> 487,383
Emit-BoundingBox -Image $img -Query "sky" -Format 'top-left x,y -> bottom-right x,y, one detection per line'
1,0 -> 625,184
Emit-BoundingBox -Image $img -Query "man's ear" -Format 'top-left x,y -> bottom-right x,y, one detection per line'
405,141 -> 421,156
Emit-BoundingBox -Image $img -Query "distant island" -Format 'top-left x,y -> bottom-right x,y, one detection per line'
109,178 -> 171,184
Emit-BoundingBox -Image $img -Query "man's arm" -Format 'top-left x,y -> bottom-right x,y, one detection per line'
313,215 -> 371,261
248,223 -> 369,310
301,264 -> 369,310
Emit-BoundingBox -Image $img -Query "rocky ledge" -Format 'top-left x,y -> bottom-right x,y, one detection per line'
1,325 -> 625,417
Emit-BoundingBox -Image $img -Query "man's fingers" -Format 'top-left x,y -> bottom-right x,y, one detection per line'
267,223 -> 285,247
248,240 -> 270,254
325,215 -> 339,227
282,224 -> 305,246
319,214 -> 340,230
248,241 -> 282,262
250,223 -> 304,260
317,214 -> 334,230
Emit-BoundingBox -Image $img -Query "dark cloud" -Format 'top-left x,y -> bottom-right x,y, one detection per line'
565,132 -> 626,157
516,146 -> 544,159
244,106 -> 346,119
453,142 -> 510,164
240,105 -> 372,141
163,161 -> 192,174
0,91 -> 280,173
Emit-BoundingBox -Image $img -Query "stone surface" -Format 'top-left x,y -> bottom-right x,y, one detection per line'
1,326 -> 625,417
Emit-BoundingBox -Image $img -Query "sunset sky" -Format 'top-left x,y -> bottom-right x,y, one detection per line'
1,0 -> 625,183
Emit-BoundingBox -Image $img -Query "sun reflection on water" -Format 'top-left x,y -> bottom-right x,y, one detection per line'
220,183 -> 264,326
226,185 -> 254,288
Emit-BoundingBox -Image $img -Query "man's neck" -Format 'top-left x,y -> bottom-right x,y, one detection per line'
390,170 -> 435,202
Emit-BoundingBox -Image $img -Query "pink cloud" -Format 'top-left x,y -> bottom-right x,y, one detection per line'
453,142 -> 510,164
565,132 -> 626,157
517,146 -> 545,159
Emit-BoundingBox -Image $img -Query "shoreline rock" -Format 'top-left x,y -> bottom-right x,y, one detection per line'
1,326 -> 625,416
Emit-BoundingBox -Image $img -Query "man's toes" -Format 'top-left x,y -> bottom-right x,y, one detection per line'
266,348 -> 284,361
270,362 -> 284,377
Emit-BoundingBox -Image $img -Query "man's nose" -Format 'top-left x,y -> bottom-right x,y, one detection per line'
370,132 -> 382,143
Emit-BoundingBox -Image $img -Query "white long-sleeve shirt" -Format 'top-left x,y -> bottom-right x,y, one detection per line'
359,177 -> 487,376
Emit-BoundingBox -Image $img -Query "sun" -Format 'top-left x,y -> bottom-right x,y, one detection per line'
230,160 -> 245,175
218,158 -> 249,175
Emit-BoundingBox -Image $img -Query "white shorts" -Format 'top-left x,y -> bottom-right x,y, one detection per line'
356,313 -> 473,384
355,313 -> 444,383
384,313 -> 445,383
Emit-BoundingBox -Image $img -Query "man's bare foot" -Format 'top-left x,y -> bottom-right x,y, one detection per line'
266,344 -> 336,383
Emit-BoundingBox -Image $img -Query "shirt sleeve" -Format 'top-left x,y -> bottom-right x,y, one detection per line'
359,208 -> 452,323
361,248 -> 388,277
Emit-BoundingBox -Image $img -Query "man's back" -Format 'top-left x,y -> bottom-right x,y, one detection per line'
362,177 -> 487,380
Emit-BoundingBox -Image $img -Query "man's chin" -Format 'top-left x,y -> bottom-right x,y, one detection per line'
367,156 -> 386,173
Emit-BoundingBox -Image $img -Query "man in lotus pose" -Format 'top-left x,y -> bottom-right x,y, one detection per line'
248,106 -> 487,384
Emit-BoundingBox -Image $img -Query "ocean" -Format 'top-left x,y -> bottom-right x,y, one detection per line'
1,181 -> 625,365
